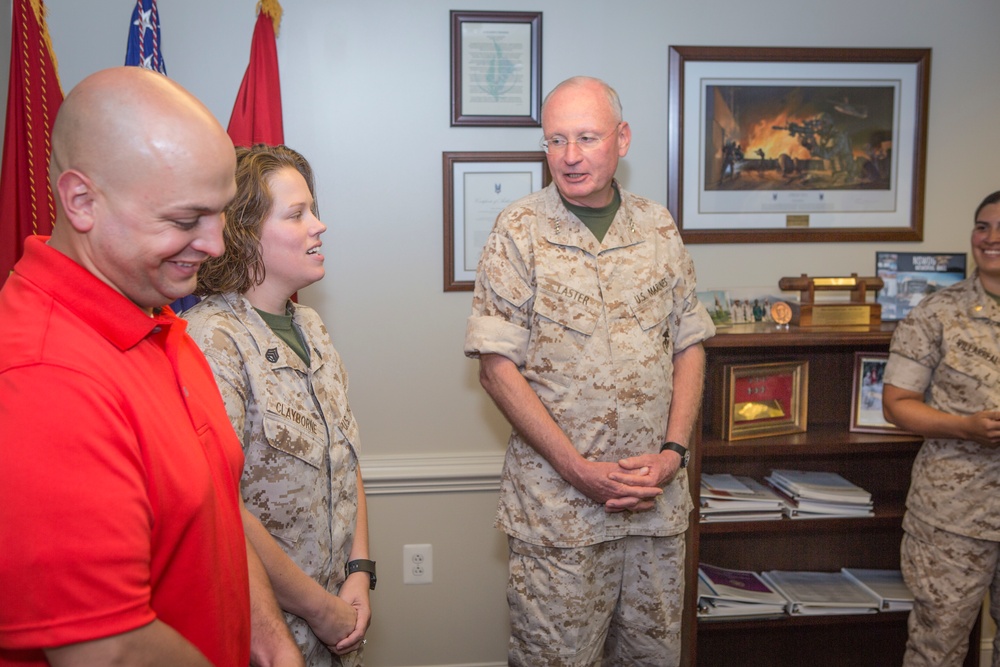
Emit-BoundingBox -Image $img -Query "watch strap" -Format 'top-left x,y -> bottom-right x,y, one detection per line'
345,559 -> 377,590
660,441 -> 690,468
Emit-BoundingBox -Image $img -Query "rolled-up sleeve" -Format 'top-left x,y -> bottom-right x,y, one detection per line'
883,353 -> 933,394
464,228 -> 534,365
675,299 -> 716,352
672,248 -> 716,352
884,305 -> 940,394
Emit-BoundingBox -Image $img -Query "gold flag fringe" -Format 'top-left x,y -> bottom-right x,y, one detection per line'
257,0 -> 283,37
29,0 -> 62,93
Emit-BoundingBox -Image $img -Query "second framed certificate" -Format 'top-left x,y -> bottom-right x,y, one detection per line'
443,151 -> 550,291
720,361 -> 809,441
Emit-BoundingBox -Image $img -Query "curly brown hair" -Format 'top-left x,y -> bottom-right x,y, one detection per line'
195,143 -> 318,295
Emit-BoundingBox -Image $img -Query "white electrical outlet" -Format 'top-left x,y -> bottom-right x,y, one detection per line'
403,543 -> 433,584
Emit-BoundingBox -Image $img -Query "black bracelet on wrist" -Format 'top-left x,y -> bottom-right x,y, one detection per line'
345,559 -> 377,590
660,441 -> 690,468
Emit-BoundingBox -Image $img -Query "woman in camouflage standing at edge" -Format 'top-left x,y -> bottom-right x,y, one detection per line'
185,144 -> 373,666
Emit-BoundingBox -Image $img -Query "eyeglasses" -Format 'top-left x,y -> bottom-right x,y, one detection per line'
539,123 -> 622,154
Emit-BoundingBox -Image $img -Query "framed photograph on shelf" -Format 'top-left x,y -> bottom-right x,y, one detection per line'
850,352 -> 906,434
875,251 -> 967,321
443,151 -> 550,291
726,286 -> 791,325
667,46 -> 931,244
696,290 -> 733,328
450,11 -> 542,127
720,361 -> 809,441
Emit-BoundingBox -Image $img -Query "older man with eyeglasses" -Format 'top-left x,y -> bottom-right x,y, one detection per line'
465,76 -> 716,666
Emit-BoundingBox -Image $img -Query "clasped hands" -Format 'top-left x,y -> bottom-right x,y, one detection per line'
316,575 -> 371,656
569,451 -> 684,513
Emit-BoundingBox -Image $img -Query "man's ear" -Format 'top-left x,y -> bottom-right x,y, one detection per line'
617,121 -> 632,158
56,169 -> 97,232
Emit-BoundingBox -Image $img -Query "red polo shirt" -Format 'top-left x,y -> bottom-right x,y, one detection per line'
0,236 -> 251,666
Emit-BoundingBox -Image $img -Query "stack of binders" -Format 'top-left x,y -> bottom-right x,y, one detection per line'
840,568 -> 915,612
760,569 -> 882,616
697,563 -> 788,619
699,473 -> 786,522
765,469 -> 874,519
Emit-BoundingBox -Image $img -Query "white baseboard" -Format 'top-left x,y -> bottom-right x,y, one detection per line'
360,451 -> 504,495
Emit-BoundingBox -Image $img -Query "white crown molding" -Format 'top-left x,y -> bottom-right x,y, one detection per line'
360,451 -> 504,495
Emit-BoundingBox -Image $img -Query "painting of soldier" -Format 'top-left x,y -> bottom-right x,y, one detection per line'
703,84 -> 895,192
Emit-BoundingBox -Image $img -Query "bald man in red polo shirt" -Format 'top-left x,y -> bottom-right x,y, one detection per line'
0,67 -> 301,667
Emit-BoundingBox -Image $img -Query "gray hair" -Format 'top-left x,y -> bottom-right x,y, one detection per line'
541,76 -> 623,122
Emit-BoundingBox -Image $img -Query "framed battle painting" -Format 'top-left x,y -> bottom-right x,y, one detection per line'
667,46 -> 931,244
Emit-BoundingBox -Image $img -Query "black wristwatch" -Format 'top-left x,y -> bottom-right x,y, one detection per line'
345,559 -> 377,590
660,441 -> 690,469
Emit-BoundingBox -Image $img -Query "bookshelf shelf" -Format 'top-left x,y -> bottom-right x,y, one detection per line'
698,609 -> 910,630
683,324 -> 979,666
698,509 -> 906,535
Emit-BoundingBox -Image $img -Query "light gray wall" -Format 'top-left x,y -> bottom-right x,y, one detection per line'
16,1 -> 1000,665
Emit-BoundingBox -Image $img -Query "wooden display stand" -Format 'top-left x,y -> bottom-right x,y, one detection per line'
777,274 -> 883,328
681,324 -> 981,666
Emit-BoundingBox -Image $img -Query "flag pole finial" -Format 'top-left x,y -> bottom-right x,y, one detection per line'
256,0 -> 283,37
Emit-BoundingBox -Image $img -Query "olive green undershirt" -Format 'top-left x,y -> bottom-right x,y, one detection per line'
561,186 -> 622,243
255,306 -> 310,365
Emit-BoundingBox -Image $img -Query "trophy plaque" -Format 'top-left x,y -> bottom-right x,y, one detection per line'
777,274 -> 883,327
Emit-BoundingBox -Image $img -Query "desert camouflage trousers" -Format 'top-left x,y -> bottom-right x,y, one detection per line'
507,533 -> 684,667
901,513 -> 1000,666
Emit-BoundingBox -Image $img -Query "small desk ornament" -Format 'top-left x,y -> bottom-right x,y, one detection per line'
778,274 -> 883,327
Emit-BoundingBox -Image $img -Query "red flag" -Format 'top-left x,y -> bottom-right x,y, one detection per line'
227,0 -> 284,147
0,0 -> 63,286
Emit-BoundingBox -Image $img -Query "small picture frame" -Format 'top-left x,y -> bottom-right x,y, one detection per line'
450,11 -> 542,127
697,290 -> 732,327
875,251 -> 967,321
726,287 -> 790,325
721,361 -> 809,441
850,352 -> 905,434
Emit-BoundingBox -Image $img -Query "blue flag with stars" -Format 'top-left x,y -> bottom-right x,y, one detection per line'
125,0 -> 167,74
125,0 -> 196,313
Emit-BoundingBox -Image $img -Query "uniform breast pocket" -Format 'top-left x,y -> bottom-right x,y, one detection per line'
937,347 -> 1000,412
243,411 -> 328,545
629,294 -> 669,332
262,411 -> 326,468
530,285 -> 601,371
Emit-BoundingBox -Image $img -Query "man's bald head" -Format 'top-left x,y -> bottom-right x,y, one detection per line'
50,66 -> 232,199
47,67 -> 237,311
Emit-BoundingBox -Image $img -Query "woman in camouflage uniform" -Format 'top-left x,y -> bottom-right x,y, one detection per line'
884,190 -> 1000,666
185,144 -> 372,667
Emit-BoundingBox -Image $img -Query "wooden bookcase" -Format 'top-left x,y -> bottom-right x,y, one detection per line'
681,324 -> 980,666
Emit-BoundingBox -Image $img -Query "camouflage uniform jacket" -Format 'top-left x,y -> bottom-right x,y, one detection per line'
465,182 -> 715,548
885,272 -> 1000,540
185,293 -> 361,666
